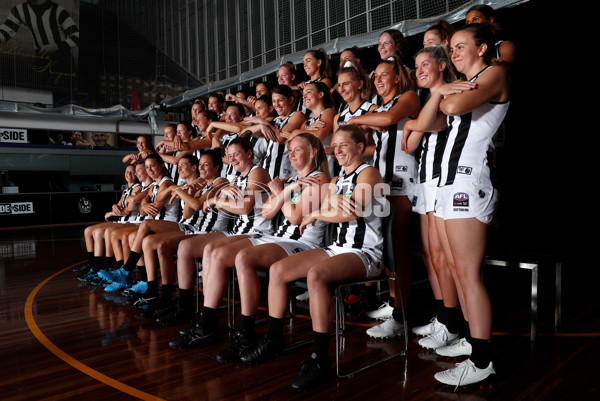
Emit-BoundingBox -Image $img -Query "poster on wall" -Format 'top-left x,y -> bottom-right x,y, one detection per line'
0,0 -> 79,93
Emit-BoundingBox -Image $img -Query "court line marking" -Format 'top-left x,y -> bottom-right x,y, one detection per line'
24,262 -> 166,401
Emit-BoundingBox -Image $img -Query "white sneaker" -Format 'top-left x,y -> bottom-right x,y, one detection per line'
435,337 -> 472,357
296,290 -> 309,301
412,316 -> 441,336
366,318 -> 404,339
434,359 -> 495,386
366,301 -> 394,320
418,322 -> 458,349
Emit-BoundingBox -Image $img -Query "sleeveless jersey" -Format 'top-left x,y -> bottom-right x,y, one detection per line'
337,100 -> 374,127
331,163 -> 383,260
117,182 -> 141,223
372,94 -> 418,193
439,66 -> 510,187
131,181 -> 155,223
220,132 -> 241,180
149,176 -> 180,222
261,114 -> 296,179
229,166 -> 272,235
272,170 -> 325,247
181,180 -> 229,233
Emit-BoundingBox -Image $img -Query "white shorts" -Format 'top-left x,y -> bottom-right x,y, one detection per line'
412,179 -> 438,215
248,234 -> 316,256
387,173 -> 416,197
322,245 -> 383,278
434,181 -> 498,224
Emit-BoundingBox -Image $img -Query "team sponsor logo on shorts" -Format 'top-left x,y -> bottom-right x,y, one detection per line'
453,192 -> 469,211
0,202 -> 34,215
412,195 -> 418,207
391,178 -> 404,190
457,166 -> 473,175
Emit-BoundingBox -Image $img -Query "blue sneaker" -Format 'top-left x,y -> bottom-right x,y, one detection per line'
123,281 -> 148,296
98,267 -> 129,284
105,281 -> 128,292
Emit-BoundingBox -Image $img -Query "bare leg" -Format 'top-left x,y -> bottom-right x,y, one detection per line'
176,232 -> 227,290
235,243 -> 289,316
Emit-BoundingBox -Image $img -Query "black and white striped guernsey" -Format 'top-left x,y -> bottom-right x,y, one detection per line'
229,166 -> 272,235
148,176 -> 180,222
117,182 -> 141,223
272,169 -> 325,247
331,163 -> 383,260
181,181 -> 228,234
261,114 -> 296,179
439,66 -> 510,187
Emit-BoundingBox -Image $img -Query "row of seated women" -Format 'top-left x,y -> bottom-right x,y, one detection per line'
80,7 -> 513,391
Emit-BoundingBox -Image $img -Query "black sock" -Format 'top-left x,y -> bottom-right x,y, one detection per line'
116,260 -> 124,268
312,331 -> 330,362
86,252 -> 94,265
392,306 -> 404,323
92,256 -> 104,271
137,265 -> 147,282
461,318 -> 472,342
435,299 -> 444,320
178,288 -> 194,314
104,256 -> 115,270
123,251 -> 142,272
444,306 -> 461,334
201,306 -> 217,330
469,337 -> 492,369
266,316 -> 284,342
161,284 -> 173,303
147,280 -> 159,299
240,314 -> 256,336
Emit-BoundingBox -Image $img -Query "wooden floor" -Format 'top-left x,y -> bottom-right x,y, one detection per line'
0,225 -> 595,400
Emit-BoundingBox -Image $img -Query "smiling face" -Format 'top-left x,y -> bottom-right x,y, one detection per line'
195,113 -> 211,131
377,32 -> 397,60
415,52 -> 445,90
225,105 -> 243,123
135,162 -> 148,182
124,165 -> 136,184
198,155 -> 219,180
336,72 -> 363,103
227,144 -> 252,173
303,52 -> 321,77
373,63 -> 400,98
136,136 -> 149,152
177,158 -> 198,180
163,125 -> 176,141
255,83 -> 269,98
191,103 -> 203,120
332,130 -> 362,167
288,136 -> 315,171
302,83 -> 323,110
277,65 -> 294,86
145,157 -> 163,179
254,99 -> 273,119
176,124 -> 192,142
271,92 -> 292,117
207,96 -> 222,113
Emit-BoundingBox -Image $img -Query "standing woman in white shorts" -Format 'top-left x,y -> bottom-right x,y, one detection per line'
239,124 -> 385,392
402,45 -> 463,350
346,55 -> 420,336
414,23 -> 511,386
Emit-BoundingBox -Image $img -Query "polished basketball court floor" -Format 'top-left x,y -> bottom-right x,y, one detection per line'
0,225 -> 595,400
